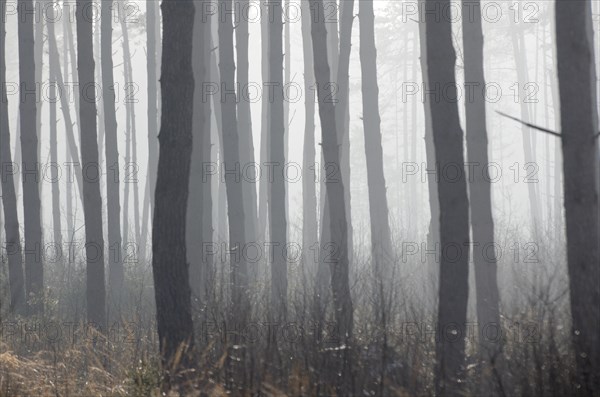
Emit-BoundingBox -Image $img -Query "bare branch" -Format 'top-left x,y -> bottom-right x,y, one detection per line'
496,111 -> 562,138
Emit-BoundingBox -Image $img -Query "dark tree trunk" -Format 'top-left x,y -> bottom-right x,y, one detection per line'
424,0 -> 470,394
310,1 -> 354,393
152,0 -> 196,376
188,0 -> 212,307
236,0 -> 258,250
300,0 -> 317,274
358,0 -> 393,321
268,0 -> 288,322
556,0 -> 600,393
218,0 -> 249,323
34,0 -> 43,221
283,0 -> 291,237
101,0 -> 124,316
76,0 -> 107,327
418,0 -> 440,291
18,0 -> 44,314
0,0 -> 26,315
47,0 -> 62,249
461,0 -> 503,393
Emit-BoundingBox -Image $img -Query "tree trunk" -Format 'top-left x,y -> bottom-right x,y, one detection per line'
202,11 -> 214,304
209,37 -> 228,245
34,0 -> 43,222
218,0 -> 249,323
461,0 -> 503,393
418,0 -> 439,273
63,14 -> 75,242
0,0 -> 26,315
258,2 -> 270,241
47,0 -> 62,249
18,0 -> 44,315
424,0 -> 470,394
283,0 -> 291,238
188,0 -> 211,307
152,0 -> 196,377
300,0 -> 317,275
338,0 -> 353,263
236,0 -> 258,250
143,0 -> 160,256
101,0 -> 124,317
76,0 -> 107,327
358,0 -> 393,323
310,1 -> 354,392
268,0 -> 288,322
119,15 -> 141,249
556,1 -> 600,393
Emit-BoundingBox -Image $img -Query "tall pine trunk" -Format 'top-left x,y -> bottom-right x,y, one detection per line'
310,1 -> 354,392
18,0 -> 44,314
76,0 -> 107,327
236,0 -> 258,250
47,0 -> 62,248
300,0 -> 317,274
424,0 -> 470,394
0,0 -> 26,314
142,0 -> 160,261
461,0 -> 503,392
119,15 -> 140,249
358,0 -> 393,323
556,0 -> 600,393
152,0 -> 196,376
268,0 -> 288,322
218,0 -> 249,323
418,0 -> 439,289
101,0 -> 124,316
188,0 -> 212,307
258,2 -> 269,241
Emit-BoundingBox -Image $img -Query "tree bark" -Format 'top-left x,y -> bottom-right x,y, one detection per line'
258,2 -> 270,241
268,0 -> 288,322
218,0 -> 249,324
34,0 -> 43,222
310,0 -> 354,392
236,0 -> 258,249
0,0 -> 26,315
152,0 -> 196,376
47,0 -> 62,249
461,0 -> 503,393
556,0 -> 600,393
188,0 -> 212,307
18,0 -> 44,315
76,0 -> 107,327
358,0 -> 393,322
119,14 -> 141,249
101,0 -> 124,317
300,0 -> 317,275
418,0 -> 440,279
145,0 -> 159,245
424,0 -> 470,394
